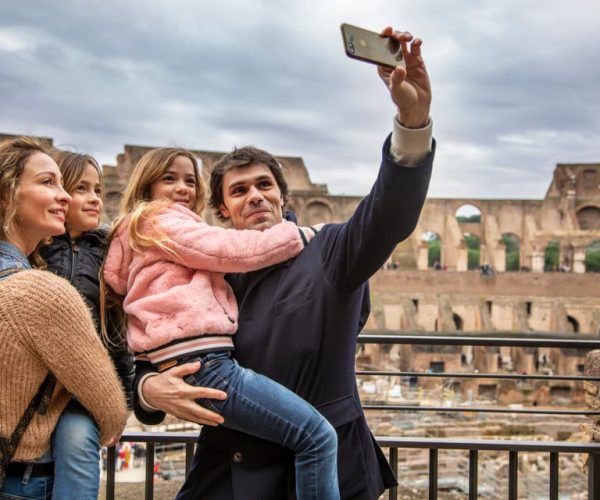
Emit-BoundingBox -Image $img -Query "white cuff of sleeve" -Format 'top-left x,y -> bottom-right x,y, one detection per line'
390,116 -> 433,167
138,372 -> 160,412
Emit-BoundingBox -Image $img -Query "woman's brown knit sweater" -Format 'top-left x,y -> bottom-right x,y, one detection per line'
0,270 -> 128,461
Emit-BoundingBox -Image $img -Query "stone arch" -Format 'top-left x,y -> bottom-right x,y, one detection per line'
566,315 -> 580,333
576,205 -> 600,230
421,231 -> 442,269
455,204 -> 482,224
544,240 -> 560,272
464,233 -> 481,270
453,313 -> 464,331
502,233 -> 520,271
586,239 -> 600,273
305,199 -> 333,225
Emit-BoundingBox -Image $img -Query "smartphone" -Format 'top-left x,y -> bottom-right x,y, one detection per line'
340,23 -> 404,69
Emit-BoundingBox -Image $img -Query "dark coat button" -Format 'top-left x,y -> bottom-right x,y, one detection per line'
232,452 -> 243,463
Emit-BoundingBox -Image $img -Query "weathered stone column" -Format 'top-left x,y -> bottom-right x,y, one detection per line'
531,249 -> 545,273
417,242 -> 429,270
573,246 -> 587,274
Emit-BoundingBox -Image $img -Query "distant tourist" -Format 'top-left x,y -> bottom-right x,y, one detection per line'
558,259 -> 571,272
480,262 -> 494,276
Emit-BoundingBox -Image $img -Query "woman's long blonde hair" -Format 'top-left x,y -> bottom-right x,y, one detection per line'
0,136 -> 52,267
100,147 -> 206,346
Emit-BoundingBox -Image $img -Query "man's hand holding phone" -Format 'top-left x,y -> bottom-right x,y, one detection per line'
377,27 -> 431,129
341,24 -> 431,129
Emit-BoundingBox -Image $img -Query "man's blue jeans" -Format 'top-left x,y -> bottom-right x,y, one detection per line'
51,400 -> 101,500
183,351 -> 340,500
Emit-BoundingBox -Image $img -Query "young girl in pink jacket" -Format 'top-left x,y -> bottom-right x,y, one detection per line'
103,148 -> 339,500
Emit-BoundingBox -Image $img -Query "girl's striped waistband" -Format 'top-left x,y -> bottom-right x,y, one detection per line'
134,335 -> 234,366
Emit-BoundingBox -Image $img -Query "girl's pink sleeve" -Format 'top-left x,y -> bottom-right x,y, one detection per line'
154,205 -> 320,273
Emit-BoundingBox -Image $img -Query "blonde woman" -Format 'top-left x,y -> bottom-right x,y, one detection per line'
0,137 -> 127,499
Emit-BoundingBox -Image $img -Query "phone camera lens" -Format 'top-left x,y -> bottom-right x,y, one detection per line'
347,41 -> 355,54
387,38 -> 400,54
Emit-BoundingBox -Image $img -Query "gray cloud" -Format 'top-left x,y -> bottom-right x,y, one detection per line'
1,0 -> 599,200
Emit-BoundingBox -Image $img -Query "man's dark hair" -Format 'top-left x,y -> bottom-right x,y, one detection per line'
209,146 -> 290,221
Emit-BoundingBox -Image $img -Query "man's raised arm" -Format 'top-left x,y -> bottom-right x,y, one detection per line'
319,28 -> 435,290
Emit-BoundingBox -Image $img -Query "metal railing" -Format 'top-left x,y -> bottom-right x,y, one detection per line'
105,433 -> 600,500
358,333 -> 600,416
105,332 -> 600,499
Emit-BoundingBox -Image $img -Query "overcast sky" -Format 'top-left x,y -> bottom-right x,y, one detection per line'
1,0 -> 599,200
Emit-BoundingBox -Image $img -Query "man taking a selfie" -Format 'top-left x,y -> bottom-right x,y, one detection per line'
134,27 -> 435,499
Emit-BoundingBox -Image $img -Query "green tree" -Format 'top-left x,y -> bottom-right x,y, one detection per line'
428,239 -> 441,267
544,241 -> 559,271
502,234 -> 520,271
468,248 -> 480,269
456,214 -> 481,223
586,240 -> 600,272
464,234 -> 480,249
463,234 -> 480,269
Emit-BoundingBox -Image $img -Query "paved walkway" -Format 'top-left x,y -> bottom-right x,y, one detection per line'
100,465 -> 146,483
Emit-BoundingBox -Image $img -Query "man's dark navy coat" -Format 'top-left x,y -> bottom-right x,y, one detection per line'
134,135 -> 435,499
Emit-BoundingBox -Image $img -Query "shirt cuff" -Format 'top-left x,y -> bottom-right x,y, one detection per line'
389,116 -> 433,167
138,372 -> 160,412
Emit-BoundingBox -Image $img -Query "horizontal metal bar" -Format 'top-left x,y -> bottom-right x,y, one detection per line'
121,431 -> 200,443
362,404 -> 600,415
374,436 -> 600,454
117,432 -> 600,454
358,334 -> 600,349
356,370 -> 600,381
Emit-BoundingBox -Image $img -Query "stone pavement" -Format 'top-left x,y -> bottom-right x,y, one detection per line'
98,464 -> 184,499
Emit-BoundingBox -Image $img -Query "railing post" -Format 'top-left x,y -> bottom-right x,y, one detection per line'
429,448 -> 438,500
388,447 -> 398,500
145,442 -> 155,500
468,449 -> 478,500
549,452 -> 558,500
185,442 -> 195,478
589,452 -> 600,500
508,451 -> 518,500
106,446 -> 116,500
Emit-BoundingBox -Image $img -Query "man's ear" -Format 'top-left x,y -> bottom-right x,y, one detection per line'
219,203 -> 230,219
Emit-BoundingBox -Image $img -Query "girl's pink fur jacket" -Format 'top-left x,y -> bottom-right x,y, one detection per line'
103,203 -> 313,353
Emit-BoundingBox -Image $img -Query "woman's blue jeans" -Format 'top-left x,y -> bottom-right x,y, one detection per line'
184,351 -> 340,500
0,474 -> 53,500
0,452 -> 53,500
51,400 -> 101,500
